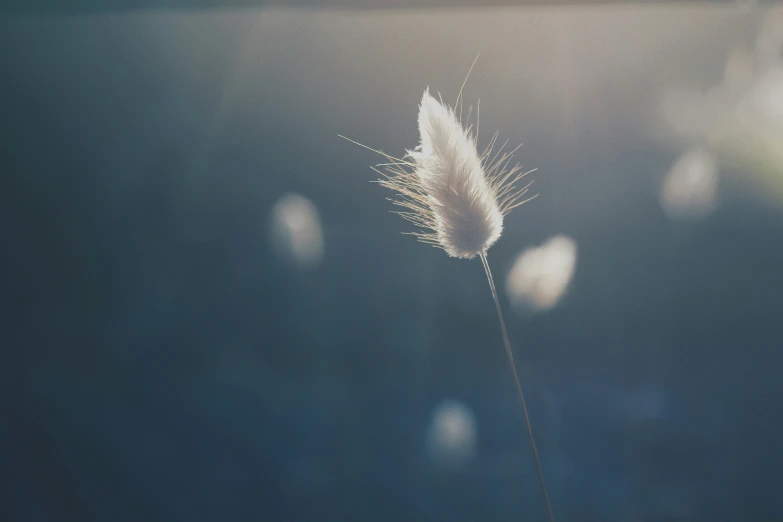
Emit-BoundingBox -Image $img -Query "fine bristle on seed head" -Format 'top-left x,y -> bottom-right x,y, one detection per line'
408,91 -> 503,259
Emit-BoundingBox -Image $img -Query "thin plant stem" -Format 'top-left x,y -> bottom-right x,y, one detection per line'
479,252 -> 555,522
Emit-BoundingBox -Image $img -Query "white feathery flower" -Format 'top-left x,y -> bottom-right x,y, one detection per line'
407,91 -> 504,258
373,90 -> 533,259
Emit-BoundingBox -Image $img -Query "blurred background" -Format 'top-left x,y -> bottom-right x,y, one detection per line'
2,1 -> 783,521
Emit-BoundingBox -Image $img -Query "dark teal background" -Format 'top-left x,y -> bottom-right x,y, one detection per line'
1,6 -> 783,522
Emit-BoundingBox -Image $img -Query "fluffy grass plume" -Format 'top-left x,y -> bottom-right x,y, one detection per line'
341,56 -> 554,522
347,80 -> 533,259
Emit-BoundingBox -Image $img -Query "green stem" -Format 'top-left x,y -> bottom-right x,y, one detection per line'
479,252 -> 555,522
